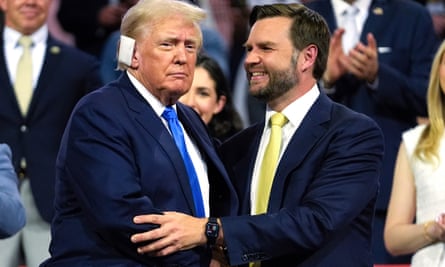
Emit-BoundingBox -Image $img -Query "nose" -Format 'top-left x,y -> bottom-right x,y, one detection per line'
174,45 -> 187,65
244,49 -> 260,66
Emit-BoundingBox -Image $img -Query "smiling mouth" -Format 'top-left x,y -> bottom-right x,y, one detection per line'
249,71 -> 267,82
21,8 -> 40,16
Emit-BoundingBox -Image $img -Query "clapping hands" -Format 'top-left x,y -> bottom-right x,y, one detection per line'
323,29 -> 378,86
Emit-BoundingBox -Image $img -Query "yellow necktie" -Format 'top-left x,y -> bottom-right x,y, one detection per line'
15,35 -> 33,116
255,112 -> 288,214
251,112 -> 288,267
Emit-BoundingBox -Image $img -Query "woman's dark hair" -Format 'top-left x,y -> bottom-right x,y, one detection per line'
196,53 -> 243,141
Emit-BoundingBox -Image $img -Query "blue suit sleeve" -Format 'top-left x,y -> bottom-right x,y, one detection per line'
0,144 -> 26,239
60,97 -> 162,262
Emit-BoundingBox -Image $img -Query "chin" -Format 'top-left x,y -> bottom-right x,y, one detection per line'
169,89 -> 188,102
249,84 -> 264,95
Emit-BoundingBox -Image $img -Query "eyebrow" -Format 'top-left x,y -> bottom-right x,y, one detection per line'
161,36 -> 199,44
244,41 -> 277,48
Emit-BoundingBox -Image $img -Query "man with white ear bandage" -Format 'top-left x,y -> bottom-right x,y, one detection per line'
41,0 -> 238,266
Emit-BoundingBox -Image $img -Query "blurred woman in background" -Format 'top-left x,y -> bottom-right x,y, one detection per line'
180,53 -> 243,141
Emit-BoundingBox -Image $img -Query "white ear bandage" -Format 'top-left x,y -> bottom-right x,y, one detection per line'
118,35 -> 136,66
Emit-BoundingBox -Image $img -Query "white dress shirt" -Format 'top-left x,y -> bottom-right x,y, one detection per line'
250,84 -> 320,214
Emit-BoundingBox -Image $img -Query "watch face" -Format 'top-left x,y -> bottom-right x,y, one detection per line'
206,218 -> 219,244
206,223 -> 219,237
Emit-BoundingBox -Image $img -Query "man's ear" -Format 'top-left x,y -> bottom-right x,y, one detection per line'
300,44 -> 318,73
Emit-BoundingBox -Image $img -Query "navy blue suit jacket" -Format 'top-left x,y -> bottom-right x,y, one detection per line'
0,35 -> 102,222
305,0 -> 438,210
220,93 -> 384,266
43,73 -> 238,266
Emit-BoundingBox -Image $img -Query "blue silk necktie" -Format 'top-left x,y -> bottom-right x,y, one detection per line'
162,106 -> 205,217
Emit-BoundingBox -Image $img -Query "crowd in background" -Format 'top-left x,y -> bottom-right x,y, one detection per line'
1,0 -> 445,266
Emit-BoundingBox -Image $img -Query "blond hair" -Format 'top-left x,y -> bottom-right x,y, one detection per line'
414,40 -> 445,165
117,0 -> 206,70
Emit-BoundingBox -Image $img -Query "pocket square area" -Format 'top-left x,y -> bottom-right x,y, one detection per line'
378,47 -> 392,53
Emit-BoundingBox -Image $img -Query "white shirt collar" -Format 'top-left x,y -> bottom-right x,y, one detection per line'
3,25 -> 48,48
126,71 -> 176,116
264,83 -> 320,131
331,0 -> 372,35
332,0 -> 372,19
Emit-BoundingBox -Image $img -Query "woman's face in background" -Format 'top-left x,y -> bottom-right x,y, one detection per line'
179,66 -> 226,124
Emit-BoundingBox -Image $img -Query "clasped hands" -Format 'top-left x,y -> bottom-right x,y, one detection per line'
323,28 -> 379,86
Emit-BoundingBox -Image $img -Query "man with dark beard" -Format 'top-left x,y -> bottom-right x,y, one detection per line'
128,3 -> 385,266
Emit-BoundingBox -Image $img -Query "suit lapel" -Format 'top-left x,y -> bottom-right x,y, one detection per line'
307,0 -> 391,44
361,0 -> 390,42
0,39 -> 22,117
178,104 -> 239,215
228,123 -> 263,214
177,103 -> 213,158
177,103 -> 229,178
28,37 -> 61,118
241,128 -> 263,213
119,75 -> 198,215
268,94 -> 332,211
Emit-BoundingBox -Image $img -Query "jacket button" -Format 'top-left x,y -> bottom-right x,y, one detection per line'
20,125 -> 27,132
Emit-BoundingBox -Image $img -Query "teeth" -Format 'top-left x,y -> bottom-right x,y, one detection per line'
251,72 -> 264,76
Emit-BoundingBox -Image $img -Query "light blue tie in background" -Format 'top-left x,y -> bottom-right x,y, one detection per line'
162,106 -> 205,217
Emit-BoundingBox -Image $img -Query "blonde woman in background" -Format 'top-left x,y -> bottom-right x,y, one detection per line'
384,40 -> 445,266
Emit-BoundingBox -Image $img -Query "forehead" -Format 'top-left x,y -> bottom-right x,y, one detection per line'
5,0 -> 51,5
246,17 -> 292,44
150,15 -> 200,38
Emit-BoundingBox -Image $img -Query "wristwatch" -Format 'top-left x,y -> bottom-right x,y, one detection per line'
205,217 -> 219,246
